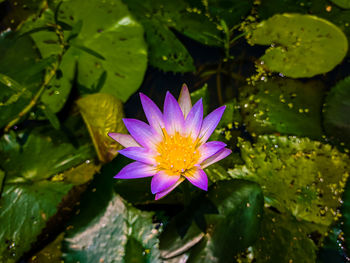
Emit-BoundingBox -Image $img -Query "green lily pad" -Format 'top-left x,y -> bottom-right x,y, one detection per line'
77,93 -> 126,163
62,157 -> 161,262
330,0 -> 350,9
0,181 -> 72,263
22,0 -> 148,104
323,76 -> 350,147
124,0 -> 223,72
57,0 -> 147,102
229,135 -> 350,231
249,13 -> 348,78
159,180 -> 263,262
239,78 -> 325,139
0,128 -> 95,183
247,208 -> 318,263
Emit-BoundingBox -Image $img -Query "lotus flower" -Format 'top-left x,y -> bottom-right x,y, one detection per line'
108,84 -> 231,200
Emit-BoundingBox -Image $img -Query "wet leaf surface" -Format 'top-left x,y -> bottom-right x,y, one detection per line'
62,157 -> 161,263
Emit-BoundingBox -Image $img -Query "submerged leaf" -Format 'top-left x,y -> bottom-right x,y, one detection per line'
77,93 -> 126,163
248,13 -> 348,78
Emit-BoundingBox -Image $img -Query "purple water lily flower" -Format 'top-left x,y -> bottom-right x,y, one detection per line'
108,84 -> 231,200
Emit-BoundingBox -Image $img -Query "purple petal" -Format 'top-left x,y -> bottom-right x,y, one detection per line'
140,93 -> 164,135
185,99 -> 203,140
178,84 -> 192,118
108,133 -> 140,148
155,177 -> 185,200
198,106 -> 226,144
151,170 -> 180,194
201,148 -> 232,169
197,141 -> 226,163
114,162 -> 157,179
123,118 -> 161,149
183,167 -> 208,191
163,91 -> 185,135
118,147 -> 156,165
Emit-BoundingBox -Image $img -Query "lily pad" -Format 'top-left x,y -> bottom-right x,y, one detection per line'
23,0 -> 148,104
124,0 -> 223,72
0,128 -> 95,183
0,181 -> 72,263
229,135 -> 350,231
239,78 -> 325,139
57,0 -> 148,102
330,0 -> 350,9
77,93 -> 126,163
62,157 -> 161,263
249,13 -> 348,78
247,208 -> 318,263
323,76 -> 350,147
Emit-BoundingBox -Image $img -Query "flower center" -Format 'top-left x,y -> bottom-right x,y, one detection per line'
155,129 -> 200,174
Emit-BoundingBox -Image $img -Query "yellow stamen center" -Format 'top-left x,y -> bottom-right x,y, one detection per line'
156,129 -> 200,174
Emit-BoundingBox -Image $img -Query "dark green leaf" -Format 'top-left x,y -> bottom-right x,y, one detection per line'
323,76 -> 350,147
245,208 -> 318,263
0,33 -> 44,128
0,127 -> 95,183
0,181 -> 72,263
160,180 -> 264,262
71,43 -> 106,60
58,0 -> 148,102
41,104 -> 61,130
239,78 -> 325,139
124,0 -> 224,72
190,84 -> 210,116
